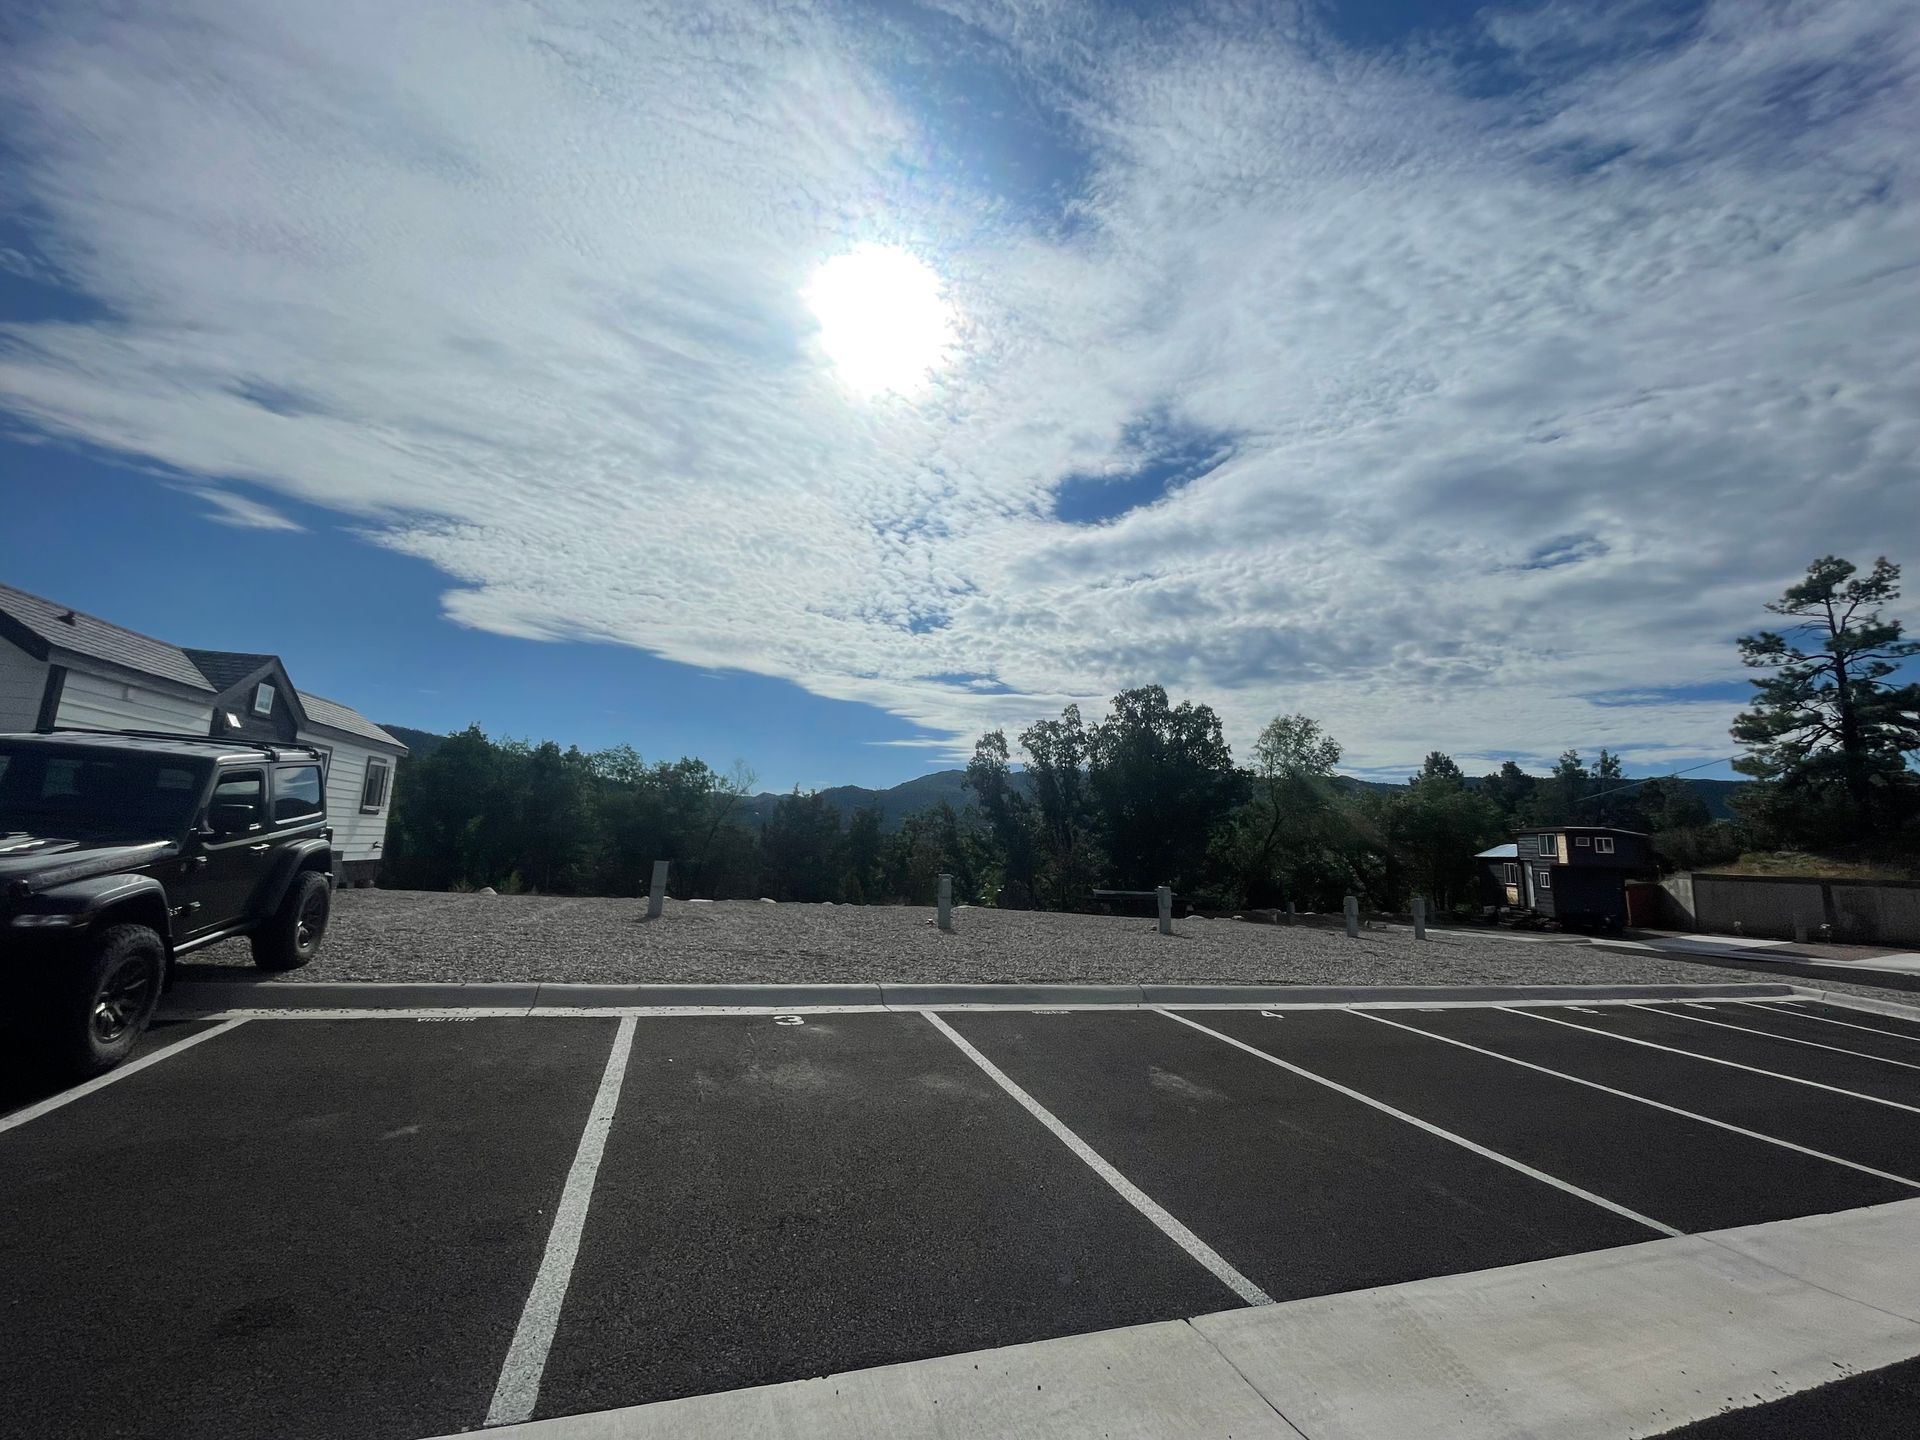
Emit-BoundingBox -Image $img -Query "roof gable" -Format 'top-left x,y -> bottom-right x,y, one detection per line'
184,648 -> 281,692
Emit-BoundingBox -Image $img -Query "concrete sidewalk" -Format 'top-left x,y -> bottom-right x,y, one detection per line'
453,1199 -> 1920,1440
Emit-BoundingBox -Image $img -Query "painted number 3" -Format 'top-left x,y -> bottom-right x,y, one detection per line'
774,1015 -> 805,1026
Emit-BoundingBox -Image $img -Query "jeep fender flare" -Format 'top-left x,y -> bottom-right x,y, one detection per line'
19,873 -> 174,946
258,839 -> 335,917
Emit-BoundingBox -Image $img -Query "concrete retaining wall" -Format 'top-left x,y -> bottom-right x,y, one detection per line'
1680,872 -> 1920,946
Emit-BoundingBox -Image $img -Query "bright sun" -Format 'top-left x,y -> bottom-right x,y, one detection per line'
805,244 -> 954,397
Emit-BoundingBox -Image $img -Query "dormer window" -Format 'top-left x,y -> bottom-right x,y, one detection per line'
252,682 -> 275,716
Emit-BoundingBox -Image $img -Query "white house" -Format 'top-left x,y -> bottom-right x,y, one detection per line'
0,582 -> 408,885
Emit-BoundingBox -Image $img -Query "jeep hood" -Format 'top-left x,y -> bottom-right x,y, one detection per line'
0,831 -> 180,896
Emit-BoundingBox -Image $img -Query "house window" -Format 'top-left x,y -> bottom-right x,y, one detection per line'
360,758 -> 391,813
1575,835 -> 1591,847
1503,863 -> 1519,884
1536,868 -> 1552,889
1536,834 -> 1557,856
1594,836 -> 1616,854
252,682 -> 275,716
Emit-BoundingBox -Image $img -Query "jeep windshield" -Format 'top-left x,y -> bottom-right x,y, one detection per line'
0,745 -> 209,838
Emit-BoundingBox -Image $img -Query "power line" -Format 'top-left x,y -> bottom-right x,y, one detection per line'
1573,756 -> 1739,806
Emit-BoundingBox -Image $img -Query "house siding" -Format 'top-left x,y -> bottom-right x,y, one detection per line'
302,729 -> 401,867
54,668 -> 209,734
0,638 -> 51,731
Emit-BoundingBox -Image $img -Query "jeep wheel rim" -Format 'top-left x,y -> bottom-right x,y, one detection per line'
297,891 -> 327,950
93,957 -> 153,1044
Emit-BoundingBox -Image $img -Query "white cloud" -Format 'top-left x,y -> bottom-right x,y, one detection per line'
174,486 -> 305,532
0,0 -> 1915,775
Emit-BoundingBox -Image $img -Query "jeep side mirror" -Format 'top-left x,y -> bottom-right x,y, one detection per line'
206,803 -> 258,837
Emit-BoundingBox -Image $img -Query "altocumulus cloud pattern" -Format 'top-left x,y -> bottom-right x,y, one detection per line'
0,0 -> 1914,769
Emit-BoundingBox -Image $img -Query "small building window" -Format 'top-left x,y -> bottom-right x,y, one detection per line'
1594,836 -> 1616,854
252,682 -> 275,716
1503,862 -> 1519,884
1536,868 -> 1552,889
360,759 -> 391,813
1575,835 -> 1591,847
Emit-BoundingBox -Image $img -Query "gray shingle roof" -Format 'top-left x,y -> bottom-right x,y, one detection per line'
183,648 -> 280,692
297,691 -> 407,752
0,584 -> 403,755
0,582 -> 212,692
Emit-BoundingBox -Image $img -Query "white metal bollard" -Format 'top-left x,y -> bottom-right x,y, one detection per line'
937,873 -> 953,932
1412,896 -> 1427,940
1157,885 -> 1173,936
1344,895 -> 1360,939
647,859 -> 669,919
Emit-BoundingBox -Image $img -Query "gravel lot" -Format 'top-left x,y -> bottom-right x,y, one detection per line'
175,888 -> 1895,997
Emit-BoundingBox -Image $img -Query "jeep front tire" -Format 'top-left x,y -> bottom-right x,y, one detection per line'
251,871 -> 330,972
47,923 -> 167,1078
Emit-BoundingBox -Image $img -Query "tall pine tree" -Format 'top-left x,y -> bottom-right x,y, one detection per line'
1733,556 -> 1920,824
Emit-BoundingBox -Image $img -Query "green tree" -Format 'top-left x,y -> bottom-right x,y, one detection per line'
1733,556 -> 1920,825
843,805 -> 885,903
1221,713 -> 1346,907
1389,764 -> 1506,911
882,801 -> 986,904
965,729 -> 1038,907
1018,704 -> 1100,908
513,741 -> 596,893
1480,760 -> 1536,823
1086,686 -> 1241,893
1522,750 -> 1589,826
760,789 -> 844,902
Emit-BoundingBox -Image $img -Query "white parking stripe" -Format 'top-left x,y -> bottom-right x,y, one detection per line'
1357,1010 -> 1920,1190
1632,1004 -> 1920,1074
0,1018 -> 249,1135
1162,1010 -> 1679,1238
923,1011 -> 1273,1307
1745,1001 -> 1920,1046
1503,1007 -> 1920,1116
485,1015 -> 638,1427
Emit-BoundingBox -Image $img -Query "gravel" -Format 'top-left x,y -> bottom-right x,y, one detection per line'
174,888 -> 1901,999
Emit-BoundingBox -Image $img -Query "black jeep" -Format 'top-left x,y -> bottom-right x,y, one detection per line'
1,730 -> 335,1076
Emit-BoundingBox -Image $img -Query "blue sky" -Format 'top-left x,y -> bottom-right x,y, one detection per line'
2,0 -> 1915,790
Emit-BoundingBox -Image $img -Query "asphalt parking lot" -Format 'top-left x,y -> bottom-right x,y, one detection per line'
5,993 -> 1920,1440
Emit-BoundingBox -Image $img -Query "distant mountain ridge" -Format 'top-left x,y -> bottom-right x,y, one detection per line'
380,727 -> 1746,829
738,770 -> 1748,830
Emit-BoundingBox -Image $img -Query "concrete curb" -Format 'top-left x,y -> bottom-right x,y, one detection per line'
879,983 -> 1145,1007
161,979 -> 1795,1014
535,982 -> 886,1009
1788,986 -> 1920,1022
161,981 -> 545,1012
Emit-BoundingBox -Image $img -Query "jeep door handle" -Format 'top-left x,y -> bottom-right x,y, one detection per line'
247,843 -> 271,853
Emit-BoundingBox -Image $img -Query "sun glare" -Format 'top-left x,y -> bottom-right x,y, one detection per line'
805,244 -> 954,397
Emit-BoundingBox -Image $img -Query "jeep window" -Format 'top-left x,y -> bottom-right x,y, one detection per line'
210,770 -> 266,827
274,763 -> 325,823
0,743 -> 208,834
360,758 -> 391,813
